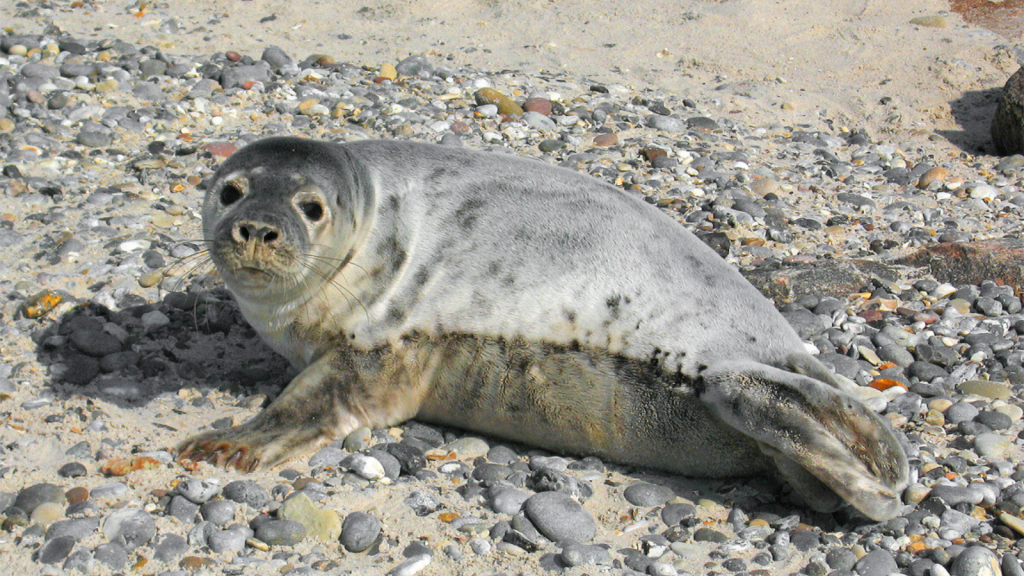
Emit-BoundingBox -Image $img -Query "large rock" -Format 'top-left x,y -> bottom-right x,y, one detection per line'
740,259 -> 897,306
900,238 -> 1024,294
993,66 -> 1024,156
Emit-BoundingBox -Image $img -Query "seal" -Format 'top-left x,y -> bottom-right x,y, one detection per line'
178,136 -> 909,521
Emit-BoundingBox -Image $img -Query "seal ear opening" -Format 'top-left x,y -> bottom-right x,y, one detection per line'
697,361 -> 910,521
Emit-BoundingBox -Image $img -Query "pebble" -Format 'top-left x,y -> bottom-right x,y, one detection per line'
622,482 -> 674,506
102,507 -> 156,550
390,554 -> 431,576
278,492 -> 341,542
222,480 -> 271,509
974,433 -> 1010,457
950,546 -> 1000,576
523,492 -> 596,542
36,535 -> 75,564
254,519 -> 307,546
340,511 -> 381,552
854,548 -> 898,576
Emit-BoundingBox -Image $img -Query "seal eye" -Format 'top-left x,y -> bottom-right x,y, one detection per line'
220,182 -> 243,206
300,201 -> 324,222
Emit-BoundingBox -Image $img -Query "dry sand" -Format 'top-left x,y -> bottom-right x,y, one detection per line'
3,0 -> 1021,151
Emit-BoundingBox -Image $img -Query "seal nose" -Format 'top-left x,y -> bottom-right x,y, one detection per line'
233,220 -> 282,245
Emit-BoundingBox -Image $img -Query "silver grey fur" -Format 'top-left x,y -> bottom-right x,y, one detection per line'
179,137 -> 909,521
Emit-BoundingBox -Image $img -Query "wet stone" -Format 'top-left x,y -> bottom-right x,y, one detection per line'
69,330 -> 121,357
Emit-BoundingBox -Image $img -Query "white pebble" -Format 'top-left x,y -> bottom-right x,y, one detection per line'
389,554 -> 430,576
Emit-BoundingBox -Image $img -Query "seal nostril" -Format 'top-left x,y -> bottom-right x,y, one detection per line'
237,223 -> 250,241
264,230 -> 279,243
300,201 -> 324,222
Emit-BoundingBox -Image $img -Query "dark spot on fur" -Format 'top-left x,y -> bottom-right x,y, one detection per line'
487,261 -> 501,276
430,167 -> 448,181
513,227 -> 533,242
503,275 -> 516,286
388,195 -> 401,211
413,266 -> 430,287
380,235 -> 408,273
748,335 -> 757,343
563,309 -> 577,323
386,305 -> 406,323
606,296 -> 622,319
454,198 -> 486,230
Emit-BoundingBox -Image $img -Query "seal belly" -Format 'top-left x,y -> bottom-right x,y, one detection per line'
408,333 -> 768,477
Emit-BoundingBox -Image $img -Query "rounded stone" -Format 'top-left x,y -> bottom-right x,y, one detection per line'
950,546 -> 1000,576
208,528 -> 246,553
255,519 -> 307,546
102,507 -> 156,550
36,535 -> 75,564
222,480 -> 270,509
340,511 -> 381,553
200,500 -> 235,526
623,482 -> 674,507
523,492 -> 596,543
854,548 -> 897,576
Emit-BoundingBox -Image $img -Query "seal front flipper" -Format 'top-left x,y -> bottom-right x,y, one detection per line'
695,360 -> 909,521
178,352 -> 379,471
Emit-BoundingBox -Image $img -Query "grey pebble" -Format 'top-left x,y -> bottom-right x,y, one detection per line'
946,402 -> 981,424
523,491 -> 596,543
255,519 -> 307,546
389,553 -> 431,576
90,481 -> 128,500
208,528 -> 247,553
222,479 -> 269,509
152,533 -> 187,563
950,546 -> 999,576
166,494 -> 200,523
45,518 -> 99,542
826,548 -> 857,571
200,500 -> 235,526
309,446 -> 345,468
177,475 -> 219,502
404,490 -> 439,516
559,540 -> 612,567
36,535 -> 75,564
490,486 -> 531,515
62,547 -> 93,573
623,482 -> 674,507
93,542 -> 127,569
646,114 -> 687,132
854,548 -> 897,576
102,506 -> 156,550
13,483 -> 65,514
341,511 -> 382,553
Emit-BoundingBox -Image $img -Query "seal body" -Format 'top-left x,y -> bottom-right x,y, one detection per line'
180,137 -> 909,521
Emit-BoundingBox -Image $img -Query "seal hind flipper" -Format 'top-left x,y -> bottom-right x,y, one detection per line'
696,361 -> 909,521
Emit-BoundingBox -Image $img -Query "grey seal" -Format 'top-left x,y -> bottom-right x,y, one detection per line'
178,136 -> 909,521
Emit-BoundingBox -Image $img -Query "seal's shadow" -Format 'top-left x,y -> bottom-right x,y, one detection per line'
32,284 -> 292,410
936,87 -> 1003,154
